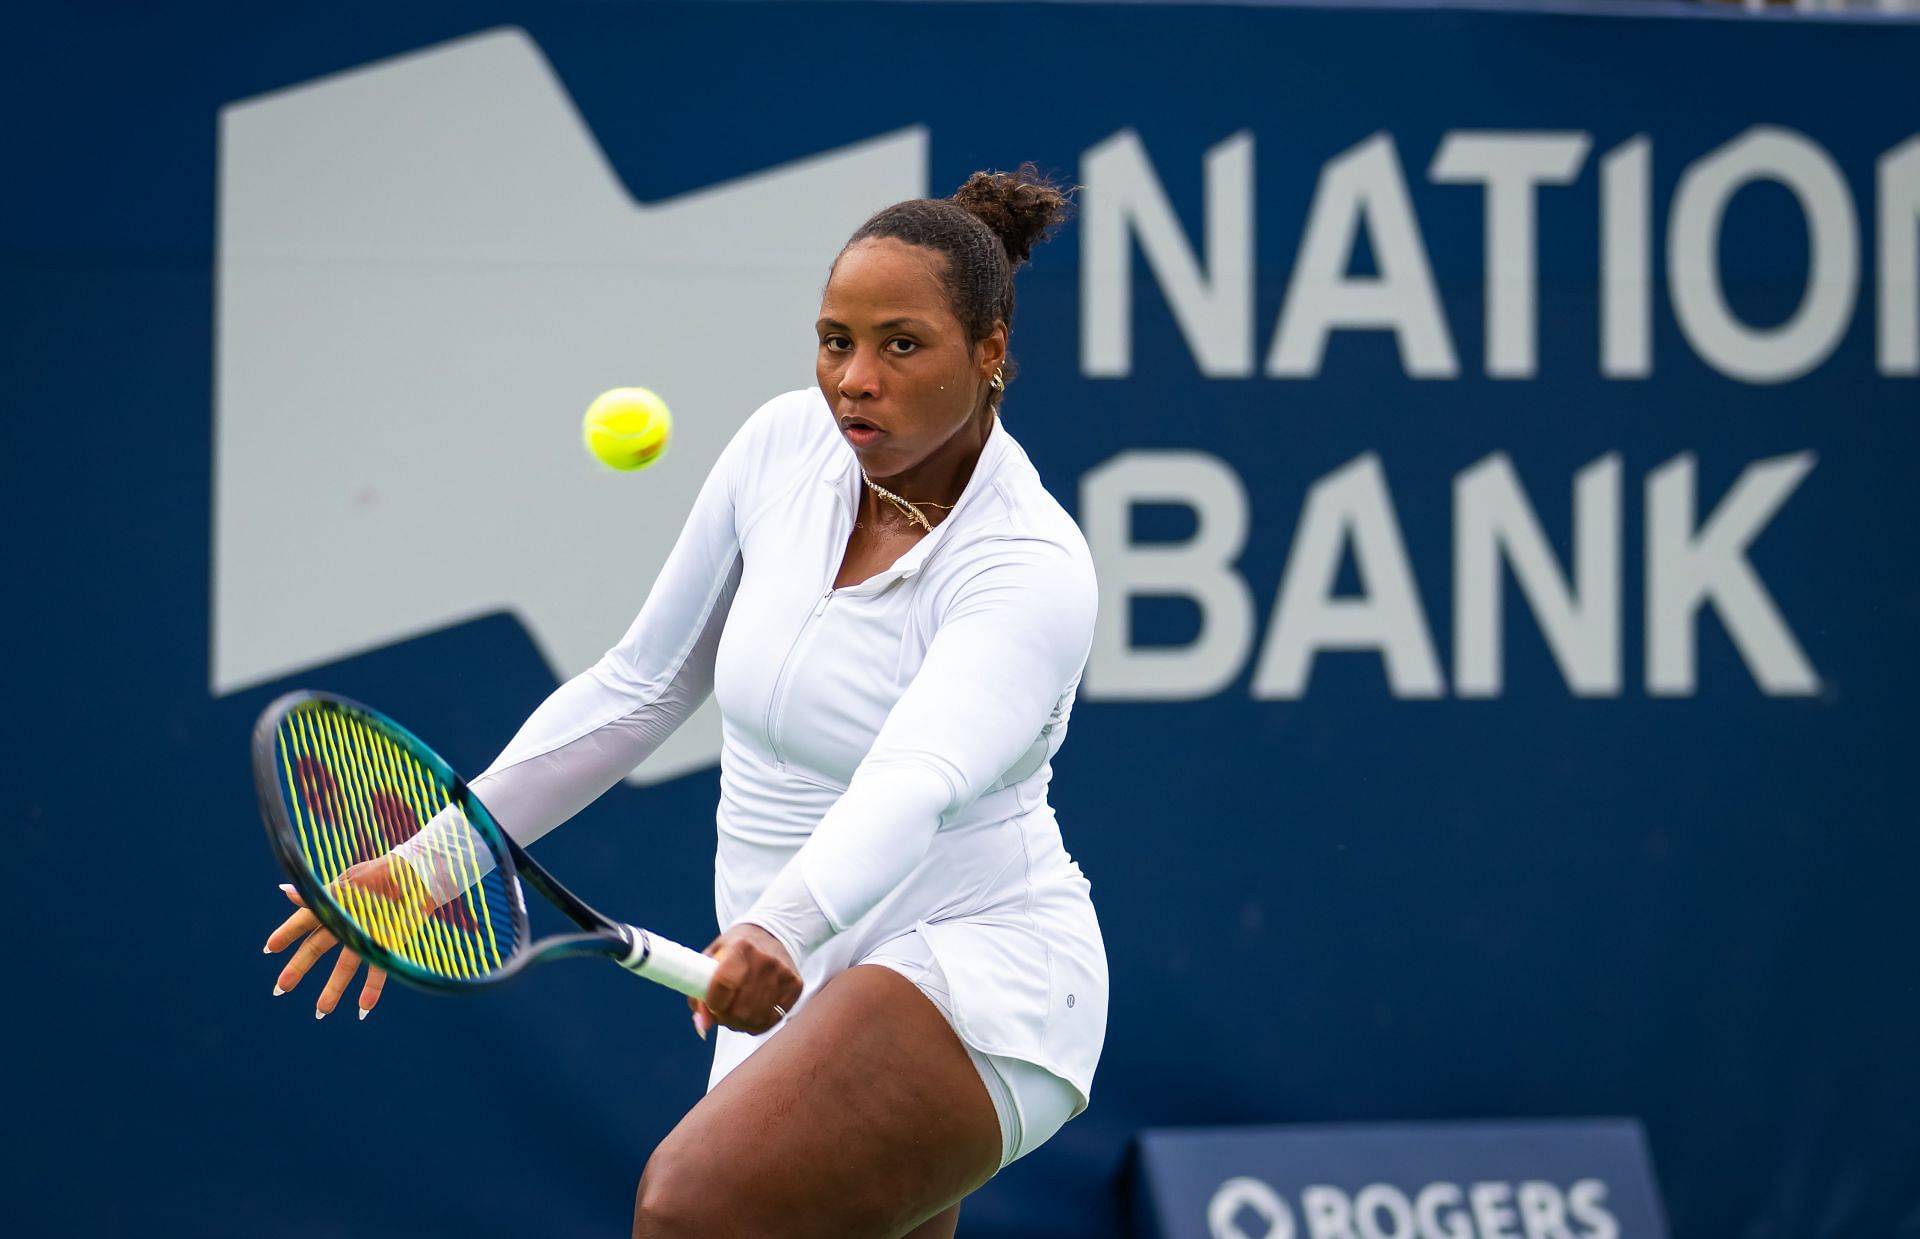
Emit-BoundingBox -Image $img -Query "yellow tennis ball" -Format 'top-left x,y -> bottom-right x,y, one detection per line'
582,387 -> 673,471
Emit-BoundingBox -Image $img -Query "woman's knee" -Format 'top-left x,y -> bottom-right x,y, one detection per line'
632,1140 -> 820,1239
631,1138 -> 903,1239
631,1145 -> 707,1239
631,967 -> 1001,1237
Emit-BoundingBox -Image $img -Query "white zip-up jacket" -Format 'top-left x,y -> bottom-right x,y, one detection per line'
460,387 -> 1106,1106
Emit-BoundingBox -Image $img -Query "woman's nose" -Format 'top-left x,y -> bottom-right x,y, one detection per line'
838,347 -> 879,399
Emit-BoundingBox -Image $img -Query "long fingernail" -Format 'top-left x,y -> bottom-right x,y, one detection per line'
272,984 -> 285,997
314,1008 -> 327,1020
279,883 -> 295,893
358,1007 -> 370,1021
692,1012 -> 709,1041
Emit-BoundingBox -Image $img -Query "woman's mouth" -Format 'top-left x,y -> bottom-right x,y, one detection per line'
840,418 -> 884,448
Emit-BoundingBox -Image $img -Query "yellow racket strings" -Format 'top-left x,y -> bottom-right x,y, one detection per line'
275,706 -> 510,980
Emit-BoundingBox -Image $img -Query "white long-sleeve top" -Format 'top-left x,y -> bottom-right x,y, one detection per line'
457,387 -> 1107,1105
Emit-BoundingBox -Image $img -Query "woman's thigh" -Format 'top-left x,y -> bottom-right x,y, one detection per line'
633,964 -> 1003,1239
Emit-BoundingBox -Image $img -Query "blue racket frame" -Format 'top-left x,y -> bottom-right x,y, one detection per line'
253,690 -> 649,992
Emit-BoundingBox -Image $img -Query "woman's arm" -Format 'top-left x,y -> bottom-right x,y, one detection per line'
398,402 -> 772,868
738,535 -> 1098,962
463,550 -> 740,848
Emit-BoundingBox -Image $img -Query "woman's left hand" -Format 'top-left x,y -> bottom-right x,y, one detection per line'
690,924 -> 802,1038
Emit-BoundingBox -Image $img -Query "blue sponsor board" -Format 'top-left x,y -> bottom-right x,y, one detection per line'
7,0 -> 1919,1236
1133,1121 -> 1666,1239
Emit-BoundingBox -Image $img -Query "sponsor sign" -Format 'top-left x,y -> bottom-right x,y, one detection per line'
1133,1120 -> 1667,1239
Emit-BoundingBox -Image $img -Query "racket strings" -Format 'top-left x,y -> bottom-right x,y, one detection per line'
276,705 -> 517,981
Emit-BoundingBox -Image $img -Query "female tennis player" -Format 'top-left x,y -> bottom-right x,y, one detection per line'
266,166 -> 1106,1238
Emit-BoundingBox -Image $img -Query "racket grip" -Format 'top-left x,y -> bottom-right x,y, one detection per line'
620,928 -> 718,1000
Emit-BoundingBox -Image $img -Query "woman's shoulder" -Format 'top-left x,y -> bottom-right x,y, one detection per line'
719,389 -> 843,511
966,430 -> 1092,560
935,431 -> 1095,598
732,387 -> 837,459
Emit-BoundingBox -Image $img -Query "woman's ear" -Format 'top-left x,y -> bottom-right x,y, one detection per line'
979,322 -> 1009,379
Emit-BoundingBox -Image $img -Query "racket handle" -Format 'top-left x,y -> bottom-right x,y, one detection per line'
620,927 -> 718,1000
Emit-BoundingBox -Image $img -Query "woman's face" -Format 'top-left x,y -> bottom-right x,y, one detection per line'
815,238 -> 1006,481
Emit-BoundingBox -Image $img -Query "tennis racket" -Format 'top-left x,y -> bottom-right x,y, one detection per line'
252,689 -> 716,1000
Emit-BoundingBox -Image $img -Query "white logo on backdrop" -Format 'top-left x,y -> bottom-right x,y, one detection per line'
1209,1177 -> 1295,1239
1205,1175 -> 1622,1239
213,27 -> 925,781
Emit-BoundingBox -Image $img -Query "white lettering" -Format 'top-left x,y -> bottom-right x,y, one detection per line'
1669,126 -> 1859,384
1646,452 -> 1820,695
1354,1184 -> 1417,1239
1601,137 -> 1653,378
1415,1183 -> 1474,1239
1516,1181 -> 1576,1239
1269,134 -> 1459,379
1430,132 -> 1591,378
1454,453 -> 1621,697
1081,452 -> 1256,700
1303,1185 -> 1356,1239
1254,454 -> 1445,699
1879,136 -> 1920,376
1566,1180 -> 1618,1239
1076,450 -> 1820,701
1083,130 -> 1255,378
1076,127 -> 1903,383
1470,1182 -> 1521,1239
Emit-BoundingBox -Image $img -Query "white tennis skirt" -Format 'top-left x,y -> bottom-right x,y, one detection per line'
709,925 -> 1084,1168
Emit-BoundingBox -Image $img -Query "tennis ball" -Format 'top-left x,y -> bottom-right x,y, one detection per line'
582,387 -> 672,471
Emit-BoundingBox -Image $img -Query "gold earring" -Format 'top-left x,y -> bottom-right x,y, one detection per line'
989,368 -> 1005,392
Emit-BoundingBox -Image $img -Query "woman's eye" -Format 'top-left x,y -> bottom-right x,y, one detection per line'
821,335 -> 850,352
885,338 -> 918,355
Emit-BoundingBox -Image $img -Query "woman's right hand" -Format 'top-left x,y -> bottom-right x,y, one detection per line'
264,862 -> 398,1021
690,924 -> 803,1038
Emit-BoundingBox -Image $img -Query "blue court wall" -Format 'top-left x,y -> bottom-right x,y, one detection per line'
6,2 -> 1917,1235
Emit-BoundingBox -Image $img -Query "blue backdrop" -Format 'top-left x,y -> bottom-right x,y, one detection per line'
8,2 -> 1917,1235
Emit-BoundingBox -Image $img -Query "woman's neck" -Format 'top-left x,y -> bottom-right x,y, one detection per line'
861,409 -> 996,528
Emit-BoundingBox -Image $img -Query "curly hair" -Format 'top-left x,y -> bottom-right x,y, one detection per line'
839,164 -> 1074,393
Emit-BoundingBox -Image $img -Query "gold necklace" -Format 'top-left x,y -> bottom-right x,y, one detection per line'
860,470 -> 956,533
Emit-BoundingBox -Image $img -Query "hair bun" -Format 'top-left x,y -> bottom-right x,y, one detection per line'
950,165 -> 1073,268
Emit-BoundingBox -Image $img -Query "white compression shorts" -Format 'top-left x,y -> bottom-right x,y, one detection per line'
708,928 -> 1081,1170
862,930 -> 1081,1168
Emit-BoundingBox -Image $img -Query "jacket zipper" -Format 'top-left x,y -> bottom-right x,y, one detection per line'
765,587 -> 834,768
